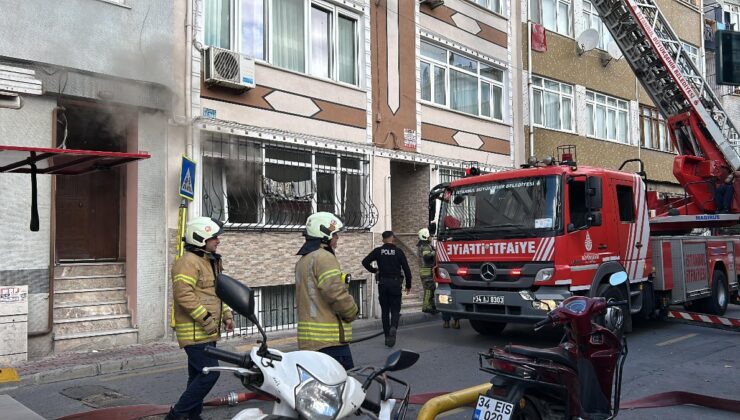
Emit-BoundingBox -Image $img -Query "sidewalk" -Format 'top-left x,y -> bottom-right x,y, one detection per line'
0,312 -> 436,392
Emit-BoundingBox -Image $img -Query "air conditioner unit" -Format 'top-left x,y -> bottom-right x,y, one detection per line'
204,46 -> 255,91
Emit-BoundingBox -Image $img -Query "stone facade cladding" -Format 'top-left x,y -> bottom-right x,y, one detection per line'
390,163 -> 430,236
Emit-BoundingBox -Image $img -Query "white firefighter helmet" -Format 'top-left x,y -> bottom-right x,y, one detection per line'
185,217 -> 223,247
306,212 -> 344,241
418,228 -> 430,241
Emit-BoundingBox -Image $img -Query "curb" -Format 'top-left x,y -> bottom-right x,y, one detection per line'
0,313 -> 436,391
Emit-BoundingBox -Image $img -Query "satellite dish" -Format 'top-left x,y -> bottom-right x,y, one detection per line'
606,41 -> 624,60
601,41 -> 624,67
576,29 -> 599,55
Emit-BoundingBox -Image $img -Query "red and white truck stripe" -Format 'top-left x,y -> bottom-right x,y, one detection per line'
666,310 -> 740,331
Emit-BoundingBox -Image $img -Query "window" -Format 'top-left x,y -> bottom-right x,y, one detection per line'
725,5 -> 740,30
532,76 -> 573,131
439,168 -> 465,184
568,179 -> 587,229
420,40 -> 505,121
680,41 -> 702,74
640,106 -> 672,152
616,185 -> 635,222
531,0 -> 571,37
204,0 -> 360,85
202,133 -> 371,229
472,0 -> 503,15
583,0 -> 613,50
586,91 -> 629,143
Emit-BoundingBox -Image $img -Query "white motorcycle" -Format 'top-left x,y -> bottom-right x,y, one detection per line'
205,274 -> 419,419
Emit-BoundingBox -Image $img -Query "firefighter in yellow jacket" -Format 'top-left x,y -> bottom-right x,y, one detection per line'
167,217 -> 234,420
296,212 -> 359,370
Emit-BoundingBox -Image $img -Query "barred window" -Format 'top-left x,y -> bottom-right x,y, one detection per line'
202,132 -> 376,230
439,168 -> 465,184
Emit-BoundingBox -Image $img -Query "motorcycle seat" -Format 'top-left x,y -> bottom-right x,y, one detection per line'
504,345 -> 576,370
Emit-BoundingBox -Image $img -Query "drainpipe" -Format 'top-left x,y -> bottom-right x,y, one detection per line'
185,0 -> 194,159
527,10 -> 535,158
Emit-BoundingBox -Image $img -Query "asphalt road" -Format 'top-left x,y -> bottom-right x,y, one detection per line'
7,306 -> 740,419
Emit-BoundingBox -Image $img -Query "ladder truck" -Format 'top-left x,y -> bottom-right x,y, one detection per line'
428,0 -> 740,335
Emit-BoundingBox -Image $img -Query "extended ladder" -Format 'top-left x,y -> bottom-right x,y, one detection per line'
592,0 -> 740,171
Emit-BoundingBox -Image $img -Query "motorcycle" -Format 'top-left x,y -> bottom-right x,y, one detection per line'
204,274 -> 419,419
474,271 -> 629,420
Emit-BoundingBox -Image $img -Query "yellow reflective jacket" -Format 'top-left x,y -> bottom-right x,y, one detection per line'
295,245 -> 359,351
418,242 -> 435,278
172,249 -> 233,348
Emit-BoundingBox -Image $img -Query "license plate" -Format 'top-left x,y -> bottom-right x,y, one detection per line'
473,295 -> 504,304
472,394 -> 514,420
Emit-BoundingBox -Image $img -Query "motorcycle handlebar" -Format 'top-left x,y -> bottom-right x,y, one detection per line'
204,346 -> 248,367
607,300 -> 629,307
533,316 -> 552,330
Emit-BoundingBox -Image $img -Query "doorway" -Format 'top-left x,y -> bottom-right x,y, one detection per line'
54,103 -> 134,261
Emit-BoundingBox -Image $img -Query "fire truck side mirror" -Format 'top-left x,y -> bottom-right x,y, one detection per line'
586,176 -> 603,210
429,223 -> 437,236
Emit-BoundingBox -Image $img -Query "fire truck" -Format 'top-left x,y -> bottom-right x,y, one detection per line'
429,0 -> 740,335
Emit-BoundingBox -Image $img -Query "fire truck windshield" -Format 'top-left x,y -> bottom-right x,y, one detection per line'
439,175 -> 561,239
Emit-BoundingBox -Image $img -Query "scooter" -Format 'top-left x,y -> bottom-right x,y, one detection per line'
204,274 -> 419,419
474,271 -> 629,420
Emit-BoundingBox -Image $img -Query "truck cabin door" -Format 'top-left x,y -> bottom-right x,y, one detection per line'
566,176 -> 611,263
610,178 -> 643,275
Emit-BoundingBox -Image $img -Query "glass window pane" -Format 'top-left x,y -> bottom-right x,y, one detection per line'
265,146 -> 311,163
561,84 -> 572,95
316,153 -> 336,167
658,122 -> 667,150
481,64 -> 503,82
587,103 -> 594,135
562,97 -> 572,130
310,6 -> 331,78
205,0 -> 231,49
607,109 -> 617,139
450,70 -> 479,115
596,107 -> 607,138
533,76 -> 543,86
544,79 -> 560,91
272,0 -> 305,72
618,111 -> 628,143
338,15 -> 357,85
542,0 -> 556,31
492,84 -> 503,120
544,92 -> 561,129
530,0 -> 542,24
421,41 -> 447,62
481,82 -> 491,117
434,66 -> 446,105
533,89 -> 543,125
557,2 -> 570,35
421,61 -> 431,101
240,0 -> 264,59
317,172 -> 335,213
342,157 -> 361,169
450,53 -> 477,73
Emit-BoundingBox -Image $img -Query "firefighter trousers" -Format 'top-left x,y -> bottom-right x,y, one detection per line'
422,277 -> 437,314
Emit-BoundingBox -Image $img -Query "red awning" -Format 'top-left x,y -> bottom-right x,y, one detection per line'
0,145 -> 150,175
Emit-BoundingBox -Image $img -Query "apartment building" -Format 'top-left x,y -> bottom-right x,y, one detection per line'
0,0 -> 175,358
184,0 -> 519,321
519,0 -> 705,194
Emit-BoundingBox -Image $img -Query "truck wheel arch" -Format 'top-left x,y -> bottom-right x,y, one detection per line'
588,261 -> 629,298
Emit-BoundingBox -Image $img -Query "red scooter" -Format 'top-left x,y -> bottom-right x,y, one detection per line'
474,272 -> 629,420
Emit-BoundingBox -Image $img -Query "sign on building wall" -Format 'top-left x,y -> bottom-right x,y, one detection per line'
179,156 -> 196,201
404,128 -> 417,150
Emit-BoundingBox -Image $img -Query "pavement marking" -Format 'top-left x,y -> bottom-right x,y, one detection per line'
656,333 -> 698,347
99,365 -> 183,382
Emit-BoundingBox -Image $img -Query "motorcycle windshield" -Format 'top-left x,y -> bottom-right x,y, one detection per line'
439,176 -> 562,239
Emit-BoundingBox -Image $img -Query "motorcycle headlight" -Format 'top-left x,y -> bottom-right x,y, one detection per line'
295,366 -> 345,420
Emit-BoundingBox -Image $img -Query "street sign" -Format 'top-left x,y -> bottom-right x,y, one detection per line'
179,156 -> 196,200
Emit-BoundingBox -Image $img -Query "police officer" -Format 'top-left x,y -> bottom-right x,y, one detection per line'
362,231 -> 412,347
417,228 -> 437,314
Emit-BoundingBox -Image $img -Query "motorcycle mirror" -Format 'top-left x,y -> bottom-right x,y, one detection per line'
216,274 -> 256,318
609,271 -> 628,287
384,350 -> 420,372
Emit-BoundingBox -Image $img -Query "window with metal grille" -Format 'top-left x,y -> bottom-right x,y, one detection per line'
202,132 -> 377,230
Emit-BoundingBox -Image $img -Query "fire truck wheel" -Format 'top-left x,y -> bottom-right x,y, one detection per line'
702,270 -> 729,316
469,319 -> 507,336
596,283 -> 632,335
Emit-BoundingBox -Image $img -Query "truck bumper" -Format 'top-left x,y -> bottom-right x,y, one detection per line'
434,284 -> 572,324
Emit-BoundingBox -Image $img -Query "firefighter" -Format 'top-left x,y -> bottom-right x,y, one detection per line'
168,217 -> 234,420
417,228 -> 438,315
296,212 -> 359,370
362,231 -> 412,347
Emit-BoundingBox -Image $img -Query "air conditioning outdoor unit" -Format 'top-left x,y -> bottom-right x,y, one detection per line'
204,46 -> 255,91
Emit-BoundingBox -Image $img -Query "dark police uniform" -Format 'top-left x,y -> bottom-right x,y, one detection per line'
362,235 -> 412,346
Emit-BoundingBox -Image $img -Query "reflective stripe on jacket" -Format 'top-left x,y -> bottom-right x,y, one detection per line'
172,250 -> 233,348
295,246 -> 358,351
418,242 -> 435,278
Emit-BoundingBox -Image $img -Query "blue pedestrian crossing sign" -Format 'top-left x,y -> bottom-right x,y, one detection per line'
179,156 -> 196,201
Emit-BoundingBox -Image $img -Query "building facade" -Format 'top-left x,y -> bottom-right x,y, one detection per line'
519,0 -> 706,194
0,0 -> 175,358
704,0 -> 740,128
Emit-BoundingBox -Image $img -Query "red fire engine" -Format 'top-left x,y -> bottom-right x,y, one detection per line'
429,0 -> 740,335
